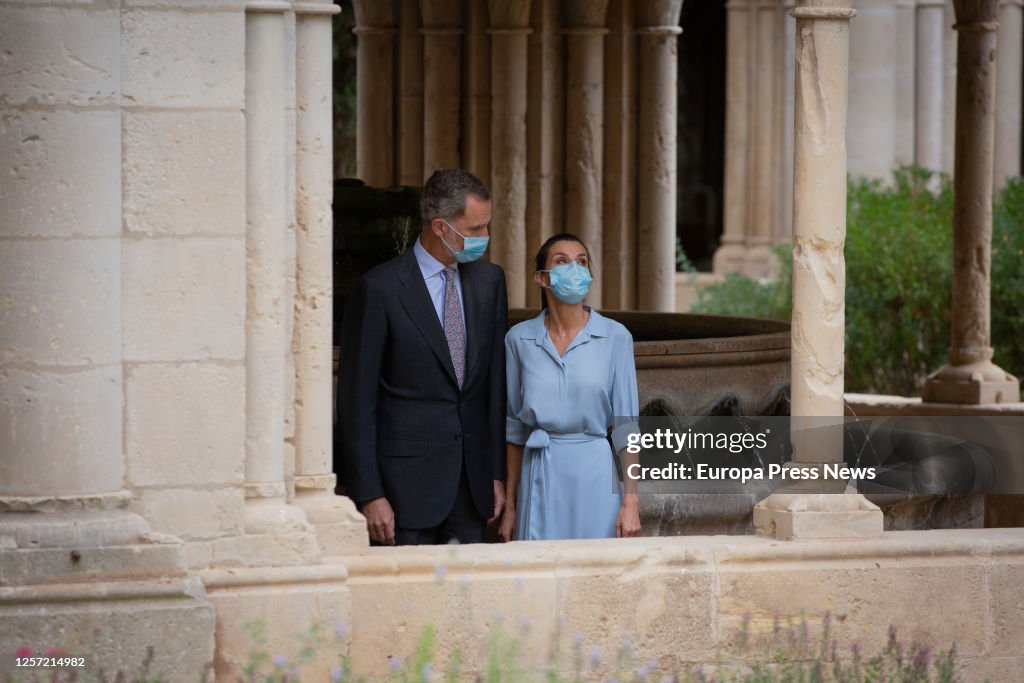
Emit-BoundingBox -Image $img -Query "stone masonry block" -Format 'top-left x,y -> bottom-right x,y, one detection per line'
0,6 -> 119,107
0,366 -> 123,497
123,237 -> 244,362
988,559 -> 1024,655
134,487 -> 244,540
123,111 -> 245,236
125,362 -> 244,487
121,8 -> 244,108
0,239 -> 121,365
0,111 -> 121,238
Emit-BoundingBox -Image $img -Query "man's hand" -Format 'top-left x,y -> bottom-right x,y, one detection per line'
498,504 -> 516,542
489,480 -> 506,524
615,495 -> 641,538
361,497 -> 396,545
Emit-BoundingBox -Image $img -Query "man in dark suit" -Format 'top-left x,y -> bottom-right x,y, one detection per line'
338,169 -> 507,545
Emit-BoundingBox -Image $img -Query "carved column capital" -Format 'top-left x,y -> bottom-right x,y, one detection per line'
353,0 -> 396,31
562,0 -> 610,29
420,0 -> 464,28
636,0 -> 683,28
952,0 -> 1000,26
488,0 -> 531,29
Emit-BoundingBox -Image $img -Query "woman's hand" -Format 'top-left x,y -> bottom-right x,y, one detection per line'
498,504 -> 516,542
616,495 -> 641,538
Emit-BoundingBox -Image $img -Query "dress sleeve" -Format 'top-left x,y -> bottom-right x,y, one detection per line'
505,332 -> 530,446
609,328 -> 640,453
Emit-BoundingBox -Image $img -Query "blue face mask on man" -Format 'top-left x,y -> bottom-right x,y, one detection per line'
440,219 -> 490,264
541,261 -> 593,304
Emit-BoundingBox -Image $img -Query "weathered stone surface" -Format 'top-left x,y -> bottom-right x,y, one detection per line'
133,488 -> 244,541
121,8 -> 244,108
0,577 -> 214,681
0,111 -> 121,239
0,366 -> 123,498
126,362 -> 245,487
203,565 -> 351,681
0,6 -> 119,107
0,537 -> 186,585
0,240 -> 121,366
987,557 -> 1024,654
123,111 -> 245,236
123,238 -> 245,362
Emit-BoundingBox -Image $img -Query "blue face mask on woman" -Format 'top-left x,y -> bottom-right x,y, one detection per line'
541,261 -> 593,304
440,219 -> 490,264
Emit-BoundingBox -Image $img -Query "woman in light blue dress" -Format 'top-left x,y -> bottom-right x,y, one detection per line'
498,234 -> 641,541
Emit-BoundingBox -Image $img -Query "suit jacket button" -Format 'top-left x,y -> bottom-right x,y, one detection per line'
454,433 -> 462,441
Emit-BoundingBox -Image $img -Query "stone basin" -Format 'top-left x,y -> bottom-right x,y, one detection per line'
509,308 -> 792,417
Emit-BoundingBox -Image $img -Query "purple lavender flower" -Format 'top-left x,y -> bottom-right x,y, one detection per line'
272,654 -> 288,668
334,622 -> 347,639
330,665 -> 345,681
389,655 -> 403,671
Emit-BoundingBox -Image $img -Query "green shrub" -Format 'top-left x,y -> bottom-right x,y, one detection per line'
694,167 -> 1024,396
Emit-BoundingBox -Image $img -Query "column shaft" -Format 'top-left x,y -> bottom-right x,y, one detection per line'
995,0 -> 1023,191
603,0 -> 637,309
714,0 -> 751,274
636,2 -> 682,312
565,27 -> 607,306
744,0 -> 779,277
525,0 -> 564,308
489,0 -> 531,308
789,3 -> 854,422
464,1 -> 491,183
420,1 -> 464,176
397,0 -> 424,186
916,0 -> 946,171
246,6 -> 289,492
353,1 -> 396,186
295,1 -> 339,484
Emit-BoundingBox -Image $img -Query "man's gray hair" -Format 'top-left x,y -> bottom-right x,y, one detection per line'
420,169 -> 490,228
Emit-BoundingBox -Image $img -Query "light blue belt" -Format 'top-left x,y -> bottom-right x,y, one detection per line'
517,429 -> 606,540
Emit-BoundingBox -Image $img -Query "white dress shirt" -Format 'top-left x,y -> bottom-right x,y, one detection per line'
413,237 -> 465,327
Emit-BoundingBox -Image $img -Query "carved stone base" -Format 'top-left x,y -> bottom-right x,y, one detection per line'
712,240 -> 746,274
209,497 -> 321,567
922,360 -> 1021,405
753,493 -> 883,540
294,475 -> 369,553
742,243 -> 779,279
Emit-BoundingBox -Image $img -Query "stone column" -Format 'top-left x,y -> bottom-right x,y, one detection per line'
564,0 -> 609,307
489,0 -> 531,307
753,0 -> 883,541
775,0 -> 797,246
636,0 -> 682,312
714,0 -> 751,274
526,0 -> 565,308
916,0 -> 946,172
922,0 -> 1021,404
743,0 -> 780,277
464,1 -> 491,183
293,1 -> 368,551
397,0 -> 425,186
420,0 -> 464,176
352,0 -> 396,186
603,0 -> 637,309
846,0 -> 899,178
995,0 -> 1023,191
243,0 -> 319,561
894,0 -> 917,166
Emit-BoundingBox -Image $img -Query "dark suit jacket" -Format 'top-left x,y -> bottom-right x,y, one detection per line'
337,247 -> 508,529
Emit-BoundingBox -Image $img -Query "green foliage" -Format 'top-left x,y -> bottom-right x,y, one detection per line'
844,167 -> 954,395
692,244 -> 792,321
694,167 -> 1024,396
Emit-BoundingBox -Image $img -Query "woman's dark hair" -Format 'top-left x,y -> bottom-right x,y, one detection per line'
535,233 -> 592,309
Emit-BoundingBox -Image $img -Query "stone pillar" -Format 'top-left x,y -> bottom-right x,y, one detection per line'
922,0 -> 1021,405
293,1 -> 368,551
464,1 -> 491,183
603,0 -> 638,309
753,0 -> 883,541
564,0 -> 609,307
847,0 -> 899,179
636,0 -> 682,312
916,0 -> 946,172
714,0 -> 751,274
526,0 -> 565,308
743,0 -> 780,277
420,0 -> 464,176
894,0 -> 917,166
995,0 -> 1023,191
352,0 -> 396,186
243,0 -> 319,562
397,0 -> 425,186
775,0 -> 797,246
489,0 -> 532,307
